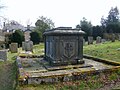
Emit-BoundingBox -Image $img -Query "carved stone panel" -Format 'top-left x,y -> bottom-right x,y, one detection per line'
63,42 -> 75,58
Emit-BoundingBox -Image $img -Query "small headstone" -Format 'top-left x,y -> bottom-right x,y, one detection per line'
9,43 -> 18,53
0,50 -> 7,61
111,34 -> 115,42
101,39 -> 106,43
88,36 -> 93,45
96,36 -> 102,44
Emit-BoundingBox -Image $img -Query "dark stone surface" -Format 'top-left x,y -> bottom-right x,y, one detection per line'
43,27 -> 85,66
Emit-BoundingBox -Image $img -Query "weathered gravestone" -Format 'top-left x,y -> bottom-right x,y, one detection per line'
101,39 -> 106,43
23,41 -> 33,52
9,43 -> 18,53
88,36 -> 93,45
43,27 -> 85,66
111,34 -> 115,42
96,36 -> 101,44
118,34 -> 120,41
0,50 -> 7,61
23,25 -> 33,52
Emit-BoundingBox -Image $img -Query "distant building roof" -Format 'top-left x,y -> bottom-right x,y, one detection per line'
2,21 -> 25,32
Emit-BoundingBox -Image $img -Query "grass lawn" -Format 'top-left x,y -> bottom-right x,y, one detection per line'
0,41 -> 120,90
84,40 -> 120,62
33,43 -> 44,55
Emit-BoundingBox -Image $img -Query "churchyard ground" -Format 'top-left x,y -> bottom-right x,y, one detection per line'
0,41 -> 120,90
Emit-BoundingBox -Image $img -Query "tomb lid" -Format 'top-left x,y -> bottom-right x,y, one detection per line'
43,27 -> 85,36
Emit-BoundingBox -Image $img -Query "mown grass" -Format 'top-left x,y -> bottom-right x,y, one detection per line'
17,84 -> 56,90
0,43 -> 44,90
33,43 -> 44,55
84,40 -> 120,62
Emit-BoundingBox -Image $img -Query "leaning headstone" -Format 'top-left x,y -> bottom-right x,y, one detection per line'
88,36 -> 93,45
111,34 -> 115,42
24,41 -> 33,52
96,36 -> 102,44
9,43 -> 18,53
0,50 -> 7,61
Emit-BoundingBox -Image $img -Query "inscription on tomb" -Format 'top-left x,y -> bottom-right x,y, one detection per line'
64,42 -> 74,58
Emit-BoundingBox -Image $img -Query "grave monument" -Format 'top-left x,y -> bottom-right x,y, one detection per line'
23,25 -> 33,52
88,36 -> 93,45
43,27 -> 85,66
96,36 -> 102,44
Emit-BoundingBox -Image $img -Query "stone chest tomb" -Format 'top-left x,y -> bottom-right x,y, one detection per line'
43,27 -> 85,66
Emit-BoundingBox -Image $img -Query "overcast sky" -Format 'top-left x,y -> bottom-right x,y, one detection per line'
1,0 -> 120,28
